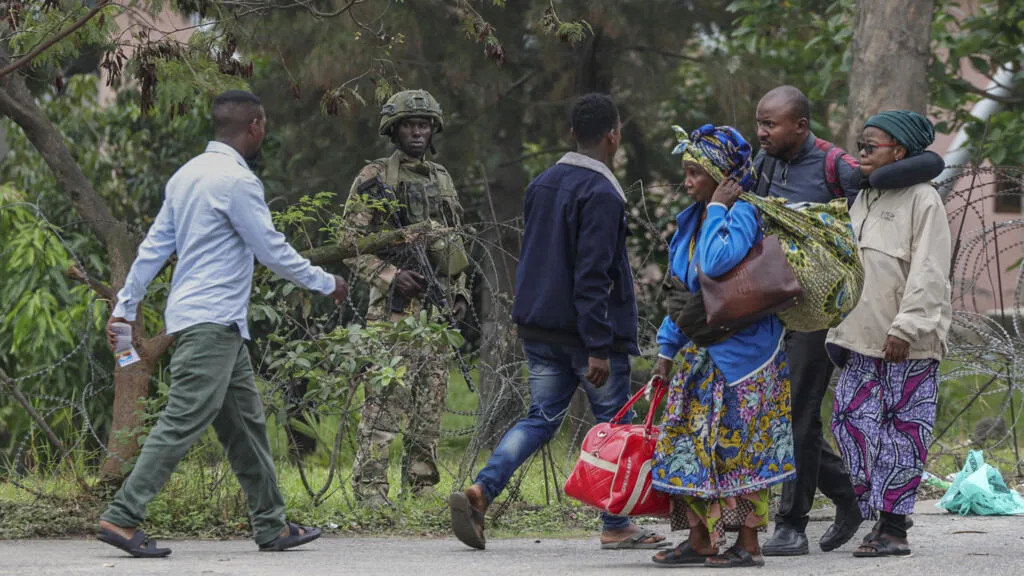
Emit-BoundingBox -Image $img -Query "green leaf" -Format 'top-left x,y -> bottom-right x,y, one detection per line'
969,55 -> 991,75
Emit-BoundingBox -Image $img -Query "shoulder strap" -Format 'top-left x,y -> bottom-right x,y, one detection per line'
754,155 -> 777,198
819,139 -> 846,199
384,151 -> 402,191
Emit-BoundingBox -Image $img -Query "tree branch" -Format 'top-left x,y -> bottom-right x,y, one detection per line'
301,222 -> 452,266
0,369 -> 90,492
623,45 -> 703,62
497,147 -> 570,168
140,330 -> 175,361
306,0 -> 361,19
66,265 -> 117,302
963,83 -> 1024,105
0,0 -> 115,80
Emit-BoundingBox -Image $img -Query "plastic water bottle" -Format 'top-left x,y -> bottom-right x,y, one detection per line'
111,322 -> 140,367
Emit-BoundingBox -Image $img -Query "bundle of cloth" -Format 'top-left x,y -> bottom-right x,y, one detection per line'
740,193 -> 862,332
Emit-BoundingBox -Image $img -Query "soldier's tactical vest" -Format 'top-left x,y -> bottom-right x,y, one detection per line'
382,152 -> 469,277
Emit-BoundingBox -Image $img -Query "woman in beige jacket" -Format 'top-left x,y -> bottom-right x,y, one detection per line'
826,110 -> 952,559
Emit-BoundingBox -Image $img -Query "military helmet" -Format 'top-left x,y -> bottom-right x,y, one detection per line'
378,89 -> 445,136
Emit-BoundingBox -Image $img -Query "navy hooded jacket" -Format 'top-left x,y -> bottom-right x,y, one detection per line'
511,153 -> 639,357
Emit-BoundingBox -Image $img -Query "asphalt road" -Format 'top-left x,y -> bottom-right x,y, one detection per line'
0,501 -> 1020,576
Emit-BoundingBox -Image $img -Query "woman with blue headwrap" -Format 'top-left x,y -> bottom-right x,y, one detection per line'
826,111 -> 951,558
649,125 -> 795,568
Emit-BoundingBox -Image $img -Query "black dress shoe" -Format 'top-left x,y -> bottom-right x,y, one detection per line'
820,502 -> 865,552
762,524 -> 809,556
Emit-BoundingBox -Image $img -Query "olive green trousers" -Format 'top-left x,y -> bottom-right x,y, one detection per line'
100,323 -> 285,545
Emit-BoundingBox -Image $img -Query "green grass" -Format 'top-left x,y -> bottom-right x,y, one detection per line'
0,367 -> 605,540
0,454 -> 603,540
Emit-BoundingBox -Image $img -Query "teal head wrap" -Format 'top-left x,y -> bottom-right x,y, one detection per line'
863,110 -> 935,157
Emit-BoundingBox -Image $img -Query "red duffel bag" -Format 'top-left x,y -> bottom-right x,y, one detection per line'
563,377 -> 670,517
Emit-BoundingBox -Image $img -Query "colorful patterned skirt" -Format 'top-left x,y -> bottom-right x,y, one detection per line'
832,352 -> 939,519
652,339 -> 796,534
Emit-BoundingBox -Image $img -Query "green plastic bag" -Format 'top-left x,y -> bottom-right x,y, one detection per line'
937,450 -> 1024,516
740,193 -> 864,332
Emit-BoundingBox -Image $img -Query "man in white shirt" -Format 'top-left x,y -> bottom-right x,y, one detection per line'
96,90 -> 348,558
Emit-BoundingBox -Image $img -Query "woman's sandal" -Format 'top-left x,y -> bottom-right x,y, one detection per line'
705,544 -> 765,568
652,541 -> 712,565
862,516 -> 915,544
258,522 -> 322,552
853,536 -> 911,558
97,527 -> 172,558
601,527 -> 668,550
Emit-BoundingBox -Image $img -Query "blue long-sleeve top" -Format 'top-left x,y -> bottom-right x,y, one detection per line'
656,200 -> 785,383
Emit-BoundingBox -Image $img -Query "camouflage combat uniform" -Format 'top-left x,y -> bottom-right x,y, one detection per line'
342,90 -> 470,502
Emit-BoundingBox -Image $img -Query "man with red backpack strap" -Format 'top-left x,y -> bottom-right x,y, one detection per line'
753,85 -> 945,556
753,86 -> 861,204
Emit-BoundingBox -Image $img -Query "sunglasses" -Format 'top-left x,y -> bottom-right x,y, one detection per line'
856,141 -> 900,154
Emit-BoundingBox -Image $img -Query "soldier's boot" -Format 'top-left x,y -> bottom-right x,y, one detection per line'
352,427 -> 395,507
352,450 -> 392,507
353,481 -> 391,508
403,441 -> 441,496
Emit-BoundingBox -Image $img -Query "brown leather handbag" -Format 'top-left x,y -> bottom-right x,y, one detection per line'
698,233 -> 803,331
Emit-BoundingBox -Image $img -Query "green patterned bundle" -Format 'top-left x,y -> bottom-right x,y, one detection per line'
740,193 -> 864,332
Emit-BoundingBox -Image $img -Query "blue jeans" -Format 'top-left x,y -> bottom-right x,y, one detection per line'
474,340 -> 634,531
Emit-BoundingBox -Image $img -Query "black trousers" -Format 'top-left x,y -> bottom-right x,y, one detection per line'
776,330 -> 856,531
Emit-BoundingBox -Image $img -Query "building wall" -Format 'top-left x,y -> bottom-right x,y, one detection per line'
98,8 -> 197,104
931,48 -> 1023,319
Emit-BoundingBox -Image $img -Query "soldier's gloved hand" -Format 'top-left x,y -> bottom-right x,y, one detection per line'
452,297 -> 469,321
395,269 -> 428,297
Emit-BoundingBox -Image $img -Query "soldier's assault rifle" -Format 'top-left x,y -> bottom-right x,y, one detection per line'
356,176 -> 476,393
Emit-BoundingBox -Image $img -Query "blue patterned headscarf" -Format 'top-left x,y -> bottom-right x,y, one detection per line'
671,124 -> 756,191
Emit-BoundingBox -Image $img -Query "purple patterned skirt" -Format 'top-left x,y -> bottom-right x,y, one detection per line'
831,352 -> 939,518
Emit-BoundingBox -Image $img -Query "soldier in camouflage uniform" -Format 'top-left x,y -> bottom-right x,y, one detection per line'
342,90 -> 471,504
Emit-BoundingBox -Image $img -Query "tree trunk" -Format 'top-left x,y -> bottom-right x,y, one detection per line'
475,102 -> 527,447
100,360 -> 158,479
99,326 -> 174,480
842,0 -> 934,151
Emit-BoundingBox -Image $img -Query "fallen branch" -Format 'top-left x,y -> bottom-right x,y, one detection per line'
301,222 -> 453,266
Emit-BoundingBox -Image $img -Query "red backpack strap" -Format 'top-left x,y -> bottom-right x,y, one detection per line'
815,138 -> 855,199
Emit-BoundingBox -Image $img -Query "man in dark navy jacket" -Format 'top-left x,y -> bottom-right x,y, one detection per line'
449,94 -> 666,551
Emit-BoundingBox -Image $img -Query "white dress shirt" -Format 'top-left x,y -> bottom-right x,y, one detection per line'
112,141 -> 335,339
